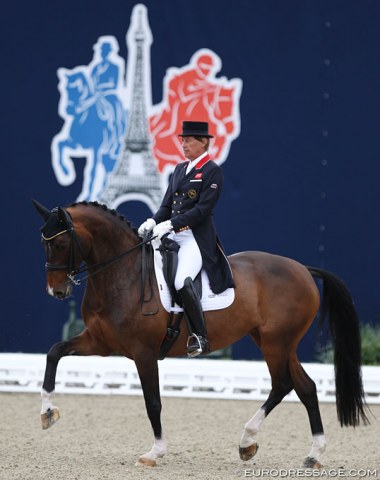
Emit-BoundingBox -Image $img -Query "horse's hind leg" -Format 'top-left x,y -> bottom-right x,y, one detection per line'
41,329 -> 110,429
239,347 -> 293,461
288,355 -> 326,468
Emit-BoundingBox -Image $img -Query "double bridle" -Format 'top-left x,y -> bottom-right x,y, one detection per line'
44,227 -> 81,284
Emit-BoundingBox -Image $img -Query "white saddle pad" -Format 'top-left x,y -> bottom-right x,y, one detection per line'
152,240 -> 235,313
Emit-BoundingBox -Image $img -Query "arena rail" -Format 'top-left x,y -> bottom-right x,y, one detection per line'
0,353 -> 379,404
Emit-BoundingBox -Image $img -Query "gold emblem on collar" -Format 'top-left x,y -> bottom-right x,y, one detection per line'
188,189 -> 197,199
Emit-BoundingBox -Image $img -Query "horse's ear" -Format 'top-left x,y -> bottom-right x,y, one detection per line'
57,207 -> 73,229
32,199 -> 51,221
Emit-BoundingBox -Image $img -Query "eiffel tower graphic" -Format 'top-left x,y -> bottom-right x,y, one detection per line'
100,5 -> 163,211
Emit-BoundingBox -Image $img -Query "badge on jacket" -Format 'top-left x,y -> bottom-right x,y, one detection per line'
190,172 -> 203,183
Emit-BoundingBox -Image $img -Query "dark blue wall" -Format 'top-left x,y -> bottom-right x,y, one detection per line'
2,0 -> 380,359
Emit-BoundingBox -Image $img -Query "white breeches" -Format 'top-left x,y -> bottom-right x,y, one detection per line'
168,229 -> 202,291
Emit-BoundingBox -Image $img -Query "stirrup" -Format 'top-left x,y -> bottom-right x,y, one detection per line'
186,334 -> 210,358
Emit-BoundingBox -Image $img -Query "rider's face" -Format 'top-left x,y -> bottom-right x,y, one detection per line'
181,136 -> 207,161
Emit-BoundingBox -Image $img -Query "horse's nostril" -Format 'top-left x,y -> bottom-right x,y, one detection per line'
54,290 -> 65,299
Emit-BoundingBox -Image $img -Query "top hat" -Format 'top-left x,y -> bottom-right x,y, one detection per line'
178,121 -> 214,138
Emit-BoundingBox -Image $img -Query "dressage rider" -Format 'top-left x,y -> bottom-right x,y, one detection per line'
138,121 -> 235,356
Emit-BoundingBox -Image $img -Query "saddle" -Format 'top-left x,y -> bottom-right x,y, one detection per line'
143,235 -> 234,358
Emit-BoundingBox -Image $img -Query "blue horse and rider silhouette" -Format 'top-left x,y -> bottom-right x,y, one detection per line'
52,37 -> 127,201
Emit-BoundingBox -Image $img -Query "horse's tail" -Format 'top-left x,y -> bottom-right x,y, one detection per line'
307,266 -> 369,427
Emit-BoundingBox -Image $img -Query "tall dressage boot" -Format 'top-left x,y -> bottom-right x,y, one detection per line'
178,277 -> 210,357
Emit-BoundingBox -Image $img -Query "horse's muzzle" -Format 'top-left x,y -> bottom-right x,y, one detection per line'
47,284 -> 72,300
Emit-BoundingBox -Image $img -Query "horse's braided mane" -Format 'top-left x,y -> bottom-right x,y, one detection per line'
68,201 -> 138,234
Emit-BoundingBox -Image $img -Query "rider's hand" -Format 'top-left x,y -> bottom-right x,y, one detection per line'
153,220 -> 173,239
138,218 -> 156,236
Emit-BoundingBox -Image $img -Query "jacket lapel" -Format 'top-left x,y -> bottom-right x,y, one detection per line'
172,162 -> 188,192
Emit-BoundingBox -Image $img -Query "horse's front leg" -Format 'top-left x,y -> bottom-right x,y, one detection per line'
41,328 -> 110,430
134,355 -> 166,467
40,340 -> 68,429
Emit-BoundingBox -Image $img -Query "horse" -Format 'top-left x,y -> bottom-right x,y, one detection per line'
33,199 -> 368,469
51,69 -> 126,201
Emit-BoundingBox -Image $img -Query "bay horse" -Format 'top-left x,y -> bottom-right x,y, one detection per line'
33,200 -> 368,468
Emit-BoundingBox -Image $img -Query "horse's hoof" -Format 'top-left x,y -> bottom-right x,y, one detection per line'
135,456 -> 157,467
239,443 -> 259,461
41,407 -> 60,430
302,457 -> 322,469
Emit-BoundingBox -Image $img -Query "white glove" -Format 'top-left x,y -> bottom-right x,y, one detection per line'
138,218 -> 156,236
153,220 -> 173,239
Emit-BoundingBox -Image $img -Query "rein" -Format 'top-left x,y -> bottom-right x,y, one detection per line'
44,228 -> 156,286
70,237 -> 155,286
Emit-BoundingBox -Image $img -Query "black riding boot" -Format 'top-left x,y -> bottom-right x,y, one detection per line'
178,277 -> 210,357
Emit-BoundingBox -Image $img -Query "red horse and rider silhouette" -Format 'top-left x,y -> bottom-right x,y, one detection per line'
150,49 -> 242,172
